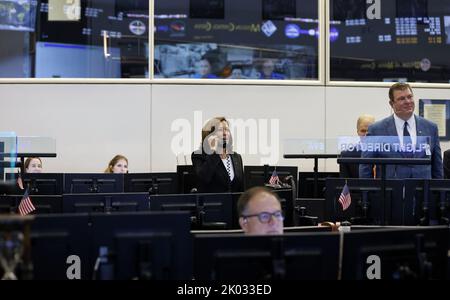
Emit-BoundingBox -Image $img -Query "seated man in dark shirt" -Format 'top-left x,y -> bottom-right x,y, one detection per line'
340,114 -> 375,178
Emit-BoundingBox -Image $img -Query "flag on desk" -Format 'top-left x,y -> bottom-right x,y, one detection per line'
18,188 -> 35,216
269,170 -> 280,185
338,183 -> 351,211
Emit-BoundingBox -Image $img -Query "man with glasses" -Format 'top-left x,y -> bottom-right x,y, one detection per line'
237,187 -> 284,235
359,82 -> 443,179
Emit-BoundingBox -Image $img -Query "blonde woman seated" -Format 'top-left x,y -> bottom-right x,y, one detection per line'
104,155 -> 128,174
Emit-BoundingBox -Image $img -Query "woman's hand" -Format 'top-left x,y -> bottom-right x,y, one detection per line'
207,134 -> 219,153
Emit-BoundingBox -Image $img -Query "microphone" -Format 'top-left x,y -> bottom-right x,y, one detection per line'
284,175 -> 298,226
282,175 -> 293,188
284,175 -> 293,183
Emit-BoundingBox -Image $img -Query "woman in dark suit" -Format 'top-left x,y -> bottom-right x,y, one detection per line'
191,116 -> 244,193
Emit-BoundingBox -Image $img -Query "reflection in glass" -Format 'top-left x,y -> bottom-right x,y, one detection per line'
330,0 -> 450,83
154,0 -> 319,80
0,0 -> 149,78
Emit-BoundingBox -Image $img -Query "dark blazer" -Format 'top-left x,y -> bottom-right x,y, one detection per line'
444,149 -> 450,179
191,151 -> 244,193
359,115 -> 443,179
339,149 -> 362,178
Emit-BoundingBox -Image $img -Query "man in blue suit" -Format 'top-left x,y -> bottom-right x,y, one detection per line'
359,83 -> 443,179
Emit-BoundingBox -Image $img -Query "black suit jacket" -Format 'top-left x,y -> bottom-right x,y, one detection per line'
444,149 -> 450,179
339,149 -> 362,178
191,151 -> 244,193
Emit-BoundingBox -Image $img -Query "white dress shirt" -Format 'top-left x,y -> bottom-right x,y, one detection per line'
393,114 -> 417,147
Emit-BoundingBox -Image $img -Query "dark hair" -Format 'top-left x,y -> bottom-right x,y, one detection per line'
237,186 -> 281,216
24,157 -> 42,170
389,82 -> 412,102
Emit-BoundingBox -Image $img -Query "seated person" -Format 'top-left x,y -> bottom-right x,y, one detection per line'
340,114 -> 375,178
228,67 -> 247,79
24,157 -> 43,173
259,59 -> 285,80
191,116 -> 244,193
237,186 -> 284,235
104,155 -> 128,174
444,149 -> 450,179
192,58 -> 218,79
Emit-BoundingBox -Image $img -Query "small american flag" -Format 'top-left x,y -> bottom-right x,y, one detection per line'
18,189 -> 35,216
338,183 -> 351,211
269,170 -> 280,185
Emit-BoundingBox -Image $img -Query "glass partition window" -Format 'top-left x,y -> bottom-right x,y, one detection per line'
154,0 -> 319,80
0,0 -> 149,78
330,0 -> 450,83
0,132 -> 18,180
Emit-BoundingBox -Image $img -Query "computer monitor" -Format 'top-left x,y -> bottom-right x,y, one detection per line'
176,165 -> 198,193
231,192 -> 243,229
193,231 -> 340,280
0,0 -> 38,32
89,211 -> 192,280
149,193 -> 233,229
325,178 -> 405,225
62,193 -> 149,213
124,173 -> 178,194
295,198 -> 326,223
0,194 -> 17,213
283,225 -> 332,233
5,173 -> 63,195
189,0 -> 224,19
35,42 -> 121,78
272,188 -> 295,227
244,165 -> 298,190
298,171 -> 340,198
0,195 -> 62,214
403,179 -> 450,226
63,173 -> 124,194
341,226 -> 449,280
262,0 -> 296,20
30,213 -> 91,279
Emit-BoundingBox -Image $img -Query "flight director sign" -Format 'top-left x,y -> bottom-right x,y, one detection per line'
338,136 -> 432,156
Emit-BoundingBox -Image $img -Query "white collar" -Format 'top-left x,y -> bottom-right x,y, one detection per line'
393,113 -> 415,127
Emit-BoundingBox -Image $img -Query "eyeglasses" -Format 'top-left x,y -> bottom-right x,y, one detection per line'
242,211 -> 284,224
